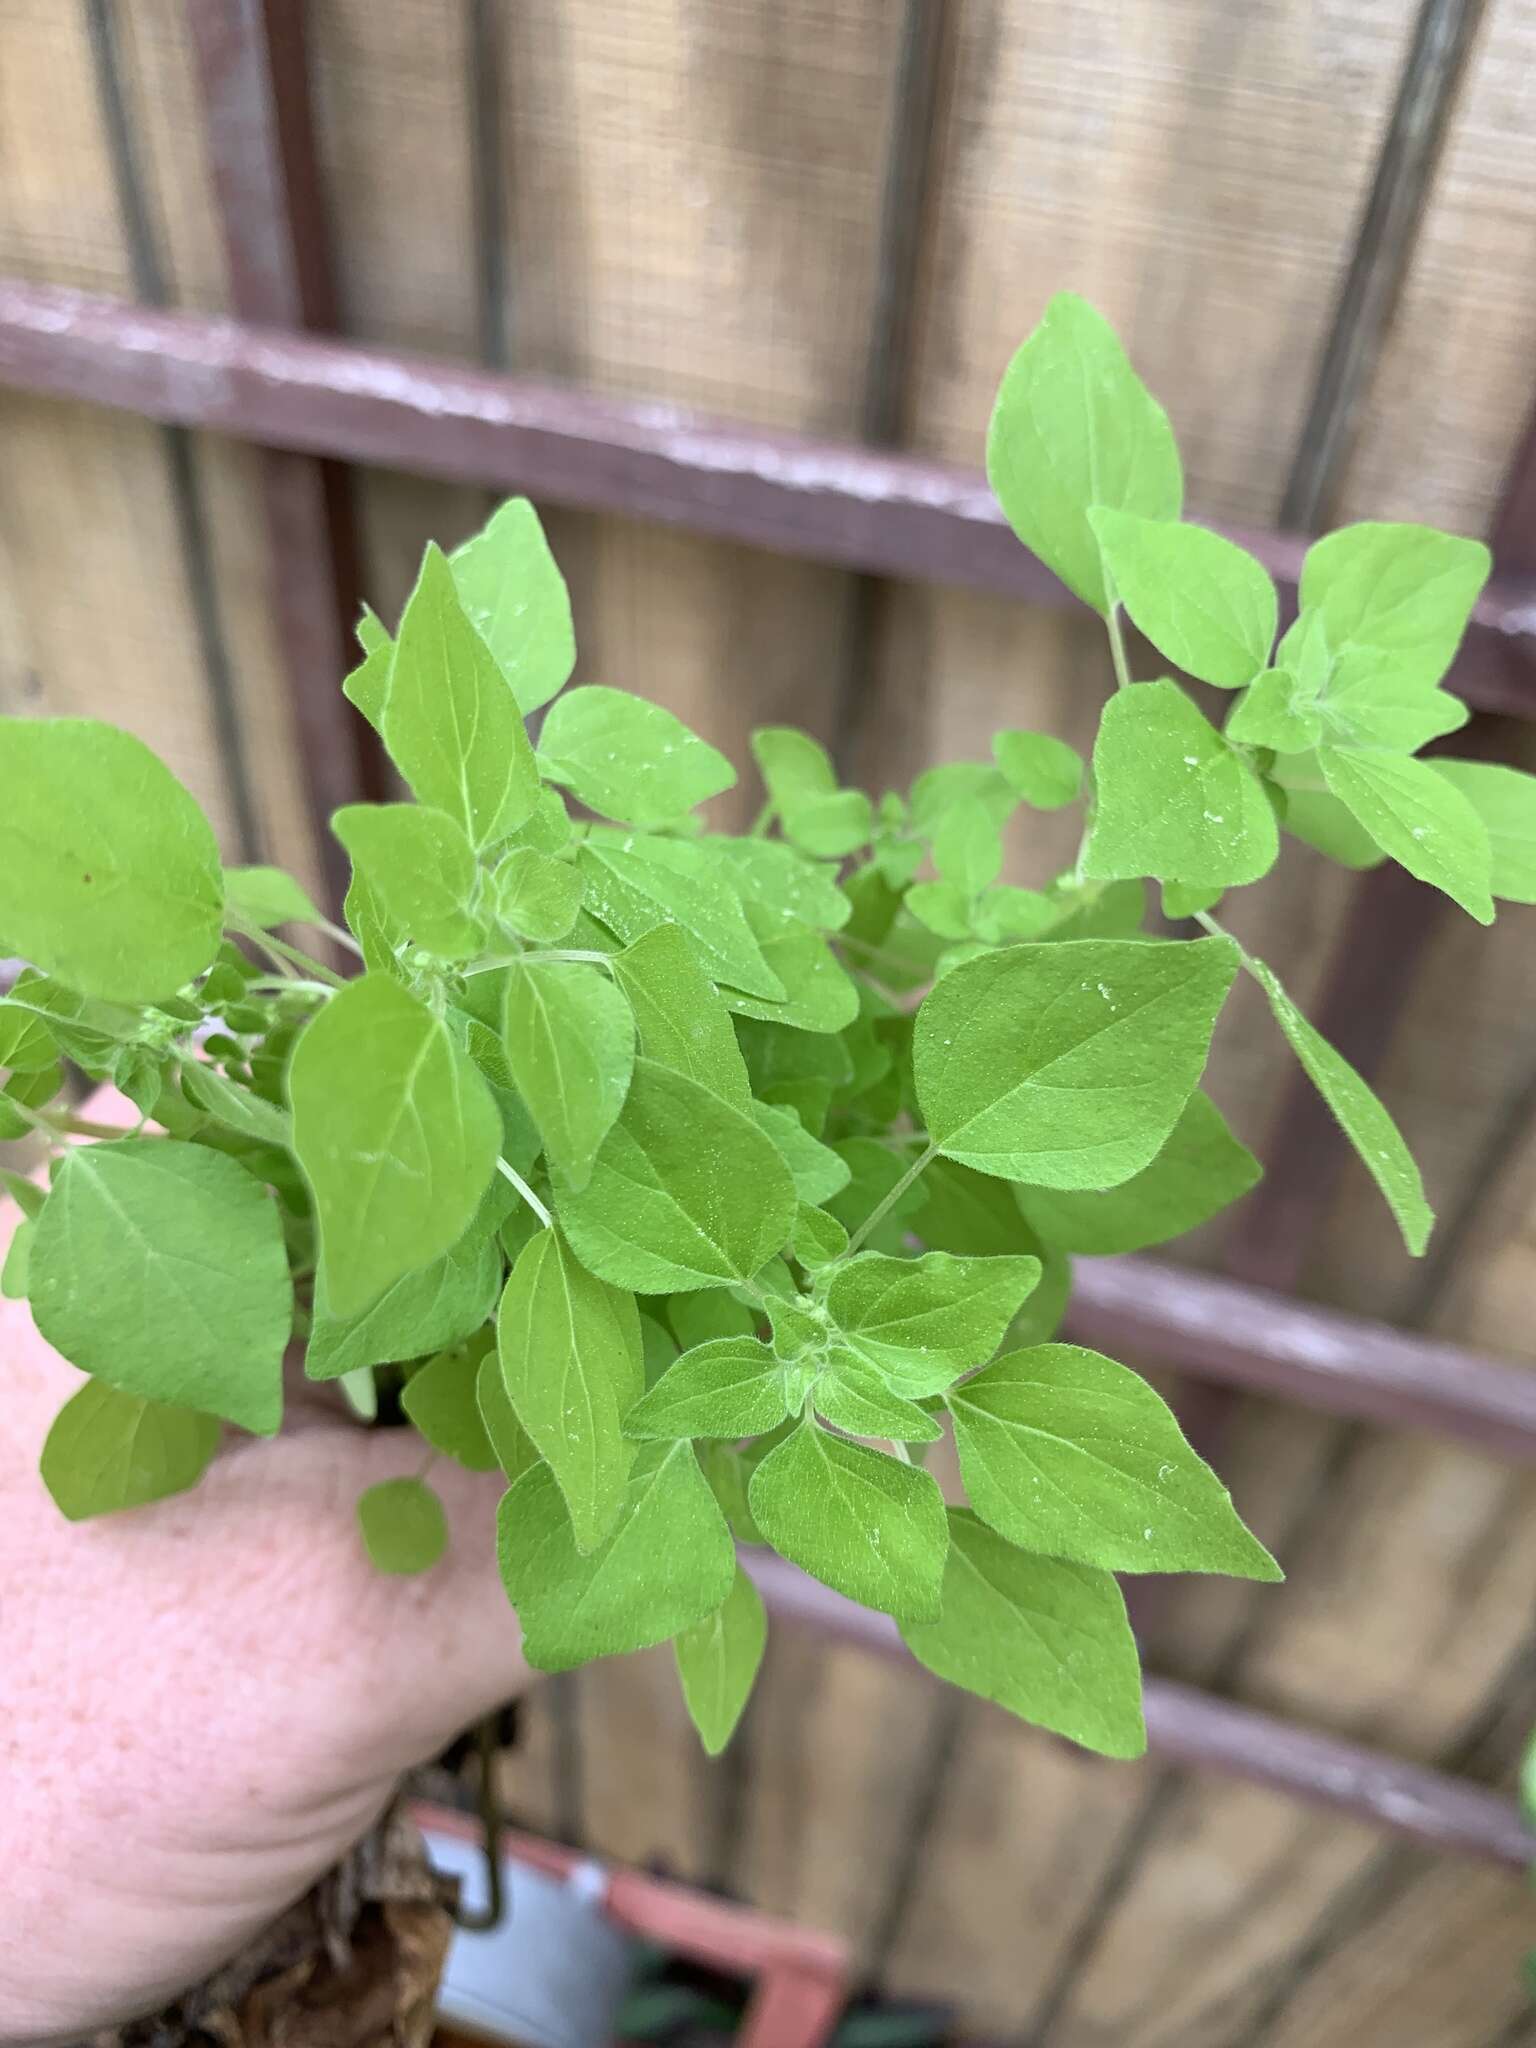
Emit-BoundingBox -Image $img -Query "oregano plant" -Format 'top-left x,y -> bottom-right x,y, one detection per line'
2,291 -> 1524,1764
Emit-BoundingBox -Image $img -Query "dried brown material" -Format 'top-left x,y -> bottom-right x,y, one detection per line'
81,1805 -> 456,2048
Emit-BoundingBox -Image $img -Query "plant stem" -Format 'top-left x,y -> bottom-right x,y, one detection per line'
246,977 -> 336,1000
495,1155 -> 552,1229
230,922 -> 347,987
1106,605 -> 1134,692
886,1439 -> 913,1464
845,1138 -> 939,1257
748,802 -> 776,839
317,918 -> 364,959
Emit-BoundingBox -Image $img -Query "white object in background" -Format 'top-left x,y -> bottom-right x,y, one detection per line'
424,1827 -> 638,2048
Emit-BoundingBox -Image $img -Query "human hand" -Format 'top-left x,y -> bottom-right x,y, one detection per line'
0,1098 -> 530,2045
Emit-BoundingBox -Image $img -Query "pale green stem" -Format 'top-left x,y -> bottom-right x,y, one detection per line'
885,1439 -> 913,1464
748,802 -> 776,839
845,1138 -> 939,1257
318,918 -> 365,959
495,1155 -> 552,1229
1106,605 -> 1134,692
246,977 -> 336,1000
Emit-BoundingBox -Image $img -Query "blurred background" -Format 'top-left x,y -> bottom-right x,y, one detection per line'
5,2 -> 1536,2041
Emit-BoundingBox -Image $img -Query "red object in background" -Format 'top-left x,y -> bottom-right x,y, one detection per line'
415,1801 -> 850,2048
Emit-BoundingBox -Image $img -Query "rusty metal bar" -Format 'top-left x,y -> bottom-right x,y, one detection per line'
1,279 -> 1533,716
742,1552 -> 1536,1869
185,1 -> 381,913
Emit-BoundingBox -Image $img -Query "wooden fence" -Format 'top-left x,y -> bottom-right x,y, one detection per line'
4,2 -> 1536,2039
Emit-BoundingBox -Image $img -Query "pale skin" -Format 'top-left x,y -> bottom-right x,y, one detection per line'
0,1095 -> 533,2045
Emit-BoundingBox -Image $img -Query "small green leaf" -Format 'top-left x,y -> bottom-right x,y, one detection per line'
332,804 -> 483,959
39,1382 -> 220,1521
497,1442 -> 735,1671
791,1203 -> 849,1269
812,1349 -> 943,1442
1,1218 -> 32,1299
1431,761 -> 1536,903
555,1060 -> 797,1293
1311,647 -> 1468,754
949,1345 -> 1280,1577
752,1101 -> 851,1205
29,1139 -> 290,1434
714,839 -> 851,931
0,999 -> 56,1071
289,973 -> 501,1316
825,1249 -> 1041,1396
450,496 -> 575,714
497,1226 -> 644,1551
502,959 -> 636,1189
0,718 -> 223,1002
1268,752 -> 1385,868
476,1343 -> 541,1482
1085,680 -> 1278,887
986,292 -> 1182,615
1318,747 -> 1492,922
493,848 -> 583,943
932,807 -> 1003,894
357,1476 -> 448,1576
383,543 -> 539,848
721,907 -> 860,1033
609,922 -> 753,1110
1298,522 -> 1490,692
581,832 -> 784,1002
1161,881 -> 1224,921
1225,668 -> 1322,753
0,1165 -> 45,1220
540,687 -> 735,826
914,937 -> 1238,1188
900,1510 -> 1145,1758
748,1420 -> 948,1622
992,731 -> 1084,809
624,1336 -> 789,1440
1250,955 -> 1432,1255
668,1288 -> 757,1352
401,1347 -> 498,1470
1091,511 -> 1275,686
751,727 -> 839,809
342,634 -> 392,735
223,865 -> 326,931
307,1222 -> 501,1379
178,1062 -> 293,1148
674,1564 -> 766,1755
1013,1091 -> 1259,1253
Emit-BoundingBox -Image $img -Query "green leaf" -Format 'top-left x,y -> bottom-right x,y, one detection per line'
497,1442 -> 735,1671
721,907 -> 860,1033
624,1336 -> 789,1440
915,1157 -> 1035,1259
492,847 -> 583,944
401,1347 -> 498,1470
1085,680 -> 1279,887
502,959 -> 636,1189
176,1061 -> 292,1148
1161,881 -> 1224,921
342,634 -> 392,736
674,1565 -> 766,1755
39,1382 -> 220,1521
1013,1091 -> 1259,1254
949,1345 -> 1280,1577
791,1203 -> 849,1269
900,1510 -> 1145,1757
910,761 -> 1018,840
1311,647 -> 1468,754
824,1249 -> 1041,1396
497,1226 -> 644,1550
986,292 -> 1181,615
29,1139 -> 290,1434
609,922 -> 753,1110
357,1476 -> 448,1575
0,999 -> 56,1071
825,1138 -> 929,1255
1298,521 -> 1490,692
449,496 -> 575,715
1318,747 -> 1492,922
714,839 -> 851,931
752,1101 -> 851,1205
1431,761 -> 1536,903
1225,667 -> 1322,753
343,867 -> 407,977
1091,511 -> 1275,686
812,1349 -> 943,1443
332,804 -> 483,959
540,687 -> 735,826
581,832 -> 784,1001
1268,752 -> 1385,868
748,1421 -> 948,1622
223,865 -> 326,931
1,1218 -> 32,1299
476,1346 -> 541,1482
992,730 -> 1084,809
915,937 -> 1238,1187
751,727 -> 839,809
555,1060 -> 798,1293
307,1219 -> 501,1379
383,543 -> 539,848
289,973 -> 501,1316
932,807 -> 1003,894
0,718 -> 223,1002
0,1165 -> 45,1220
668,1287 -> 757,1352
1251,955 -> 1431,1253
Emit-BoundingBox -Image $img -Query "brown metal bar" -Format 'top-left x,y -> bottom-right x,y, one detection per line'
742,1552 -> 1536,1869
185,1 -> 380,913
1,280 -> 1533,716
1065,1255 -> 1536,1461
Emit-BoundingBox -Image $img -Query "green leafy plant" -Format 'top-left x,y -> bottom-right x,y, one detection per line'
3,292 -> 1524,1762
